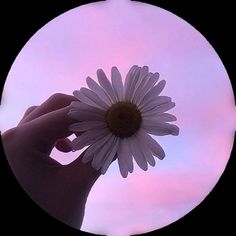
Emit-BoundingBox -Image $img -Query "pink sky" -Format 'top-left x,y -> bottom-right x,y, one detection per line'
0,0 -> 235,235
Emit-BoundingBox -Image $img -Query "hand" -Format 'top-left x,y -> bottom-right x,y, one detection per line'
1,93 -> 101,229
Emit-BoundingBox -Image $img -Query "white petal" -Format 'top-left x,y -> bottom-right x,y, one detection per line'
136,129 -> 165,160
124,65 -> 138,97
125,67 -> 141,101
134,130 -> 156,166
73,90 -> 103,109
101,138 -> 120,174
142,122 -> 179,136
121,138 -> 134,173
97,69 -> 117,103
139,66 -> 149,78
141,146 -> 156,167
138,80 -> 166,108
143,113 -> 177,123
160,113 -> 177,122
82,154 -> 95,165
71,128 -> 109,150
140,96 -> 172,112
117,155 -> 129,178
70,101 -> 106,114
130,66 -> 149,101
117,139 -> 129,178
111,67 -> 124,101
135,72 -> 159,105
69,121 -> 107,132
131,72 -> 150,103
71,135 -> 91,150
68,110 -> 105,121
118,138 -> 134,173
142,102 -> 176,117
92,135 -> 116,169
86,76 -> 112,106
82,133 -> 113,163
130,136 -> 148,171
80,87 -> 109,110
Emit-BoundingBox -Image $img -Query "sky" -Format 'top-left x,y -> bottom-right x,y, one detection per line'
0,0 -> 235,235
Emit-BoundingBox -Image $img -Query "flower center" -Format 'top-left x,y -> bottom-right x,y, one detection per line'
106,102 -> 142,138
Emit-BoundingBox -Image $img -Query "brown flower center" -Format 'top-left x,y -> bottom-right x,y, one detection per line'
106,102 -> 142,138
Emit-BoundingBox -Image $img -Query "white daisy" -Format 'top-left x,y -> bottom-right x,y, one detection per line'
68,65 -> 179,177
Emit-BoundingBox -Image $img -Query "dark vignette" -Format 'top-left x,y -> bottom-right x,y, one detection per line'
0,0 -> 235,235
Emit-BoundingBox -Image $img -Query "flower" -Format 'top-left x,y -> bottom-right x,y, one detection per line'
68,65 -> 179,177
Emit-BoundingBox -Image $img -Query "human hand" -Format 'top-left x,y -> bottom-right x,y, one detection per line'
1,93 -> 101,229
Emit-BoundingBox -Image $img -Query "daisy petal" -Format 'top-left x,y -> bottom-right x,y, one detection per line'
111,66 -> 124,101
117,139 -> 129,178
71,128 -> 109,150
137,129 -> 165,160
138,80 -> 166,108
130,136 -> 148,171
121,138 -> 134,173
146,72 -> 159,88
73,90 -> 103,109
82,154 -> 95,165
69,121 -> 107,132
141,146 -> 156,167
92,135 -> 116,169
135,72 -> 159,105
101,138 -> 120,174
70,101 -> 106,114
131,72 -> 150,103
124,65 -> 138,96
131,66 -> 149,100
140,96 -> 172,113
86,76 -> 112,106
68,110 -> 105,121
97,69 -> 117,103
134,131 -> 156,166
82,133 -> 113,163
142,122 -> 179,136
139,66 -> 149,79
117,156 -> 129,178
142,102 -> 176,117
126,67 -> 141,101
143,113 -> 177,123
80,87 -> 109,110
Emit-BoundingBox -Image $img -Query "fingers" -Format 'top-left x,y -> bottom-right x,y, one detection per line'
18,106 -> 38,125
65,150 -> 101,184
55,134 -> 82,153
21,93 -> 77,124
18,93 -> 78,154
55,138 -> 72,153
24,105 -> 75,154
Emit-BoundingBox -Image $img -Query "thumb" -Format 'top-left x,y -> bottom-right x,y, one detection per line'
64,150 -> 101,187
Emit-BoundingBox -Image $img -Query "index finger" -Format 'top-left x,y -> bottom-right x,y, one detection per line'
20,93 -> 77,125
24,105 -> 76,154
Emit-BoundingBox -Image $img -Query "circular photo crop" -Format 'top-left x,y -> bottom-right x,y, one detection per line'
1,0 -> 235,235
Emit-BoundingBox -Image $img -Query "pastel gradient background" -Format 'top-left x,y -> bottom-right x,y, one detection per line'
0,0 -> 235,235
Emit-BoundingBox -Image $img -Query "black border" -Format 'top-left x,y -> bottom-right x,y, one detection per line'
0,0 -> 235,235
